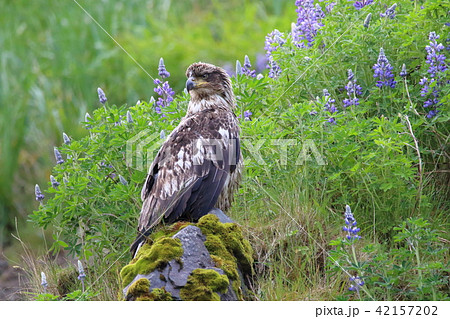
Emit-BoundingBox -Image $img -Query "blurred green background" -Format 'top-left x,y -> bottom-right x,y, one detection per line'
0,0 -> 294,251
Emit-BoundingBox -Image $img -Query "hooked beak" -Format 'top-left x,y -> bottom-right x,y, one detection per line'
186,77 -> 196,92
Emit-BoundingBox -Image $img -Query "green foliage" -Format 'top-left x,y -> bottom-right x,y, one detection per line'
25,0 -> 449,301
329,217 -> 449,301
33,290 -> 97,301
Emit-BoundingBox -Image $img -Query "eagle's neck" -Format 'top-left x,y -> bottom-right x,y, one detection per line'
187,92 -> 234,116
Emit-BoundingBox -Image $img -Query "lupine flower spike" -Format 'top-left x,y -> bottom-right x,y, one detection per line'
244,110 -> 253,121
54,147 -> 64,165
354,0 -> 373,10
242,55 -> 256,78
264,29 -> 285,78
119,175 -> 128,186
380,3 -> 397,19
400,64 -> 408,78
154,58 -> 175,115
77,260 -> 86,292
343,69 -> 362,107
373,48 -> 397,88
343,205 -> 361,241
85,112 -> 92,130
363,13 -> 372,28
41,272 -> 48,292
349,275 -> 365,295
126,110 -> 133,123
235,60 -> 243,76
293,0 -> 325,48
97,87 -> 107,104
62,132 -> 70,145
35,184 -> 44,202
158,58 -> 170,79
420,32 -> 447,118
50,175 -> 60,189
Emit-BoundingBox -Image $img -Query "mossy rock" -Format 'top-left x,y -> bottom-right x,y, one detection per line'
120,213 -> 254,301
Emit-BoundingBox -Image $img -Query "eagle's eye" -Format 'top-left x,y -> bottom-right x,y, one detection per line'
202,74 -> 209,80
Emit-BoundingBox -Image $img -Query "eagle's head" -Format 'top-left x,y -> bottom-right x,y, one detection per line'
185,62 -> 234,113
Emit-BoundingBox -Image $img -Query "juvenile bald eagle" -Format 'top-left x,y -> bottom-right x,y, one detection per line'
130,62 -> 242,256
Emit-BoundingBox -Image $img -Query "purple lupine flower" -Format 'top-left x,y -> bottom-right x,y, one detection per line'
54,147 -> 64,165
326,117 -> 336,125
158,58 -> 170,79
242,55 -> 257,78
268,57 -> 282,78
399,64 -> 407,78
326,2 -> 336,12
292,0 -> 325,48
264,29 -> 285,77
85,112 -> 92,130
35,184 -> 45,202
380,3 -> 397,19
343,69 -> 362,107
343,205 -> 361,241
77,260 -> 86,292
373,48 -> 397,88
235,60 -> 243,76
119,175 -> 128,185
419,32 -> 447,118
62,132 -> 70,145
50,175 -> 60,188
244,110 -> 253,121
354,0 -> 373,10
126,110 -> 133,123
323,89 -> 337,113
97,87 -> 107,104
41,272 -> 48,292
349,276 -> 365,292
363,13 -> 372,28
153,78 -> 175,113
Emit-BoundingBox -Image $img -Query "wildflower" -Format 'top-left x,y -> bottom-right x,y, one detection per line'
119,175 -> 128,186
419,32 -> 447,118
363,13 -> 372,28
154,78 -> 175,113
85,112 -> 92,130
50,175 -> 60,188
77,260 -> 86,292
326,117 -> 336,125
293,0 -> 325,48
323,89 -> 337,113
126,110 -> 133,123
349,276 -> 365,291
373,48 -> 397,88
353,0 -> 373,10
268,57 -> 282,78
235,60 -> 243,76
244,110 -> 253,121
264,29 -> 285,77
256,73 -> 264,80
160,130 -> 166,140
149,96 -> 155,105
399,64 -> 407,78
97,87 -> 107,104
326,2 -> 336,12
62,132 -> 70,145
343,69 -> 362,107
54,147 -> 64,165
63,177 -> 69,185
158,57 -> 170,79
343,205 -> 361,241
35,184 -> 45,202
41,272 -> 48,292
242,55 -> 257,78
380,3 -> 397,19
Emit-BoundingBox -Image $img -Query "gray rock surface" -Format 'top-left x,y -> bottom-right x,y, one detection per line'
123,225 -> 239,300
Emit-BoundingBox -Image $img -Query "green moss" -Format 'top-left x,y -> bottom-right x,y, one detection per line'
179,269 -> 229,301
120,237 -> 183,288
127,278 -> 173,301
197,214 -> 254,300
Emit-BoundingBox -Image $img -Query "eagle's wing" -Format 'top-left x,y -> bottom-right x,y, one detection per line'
130,110 -> 239,255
